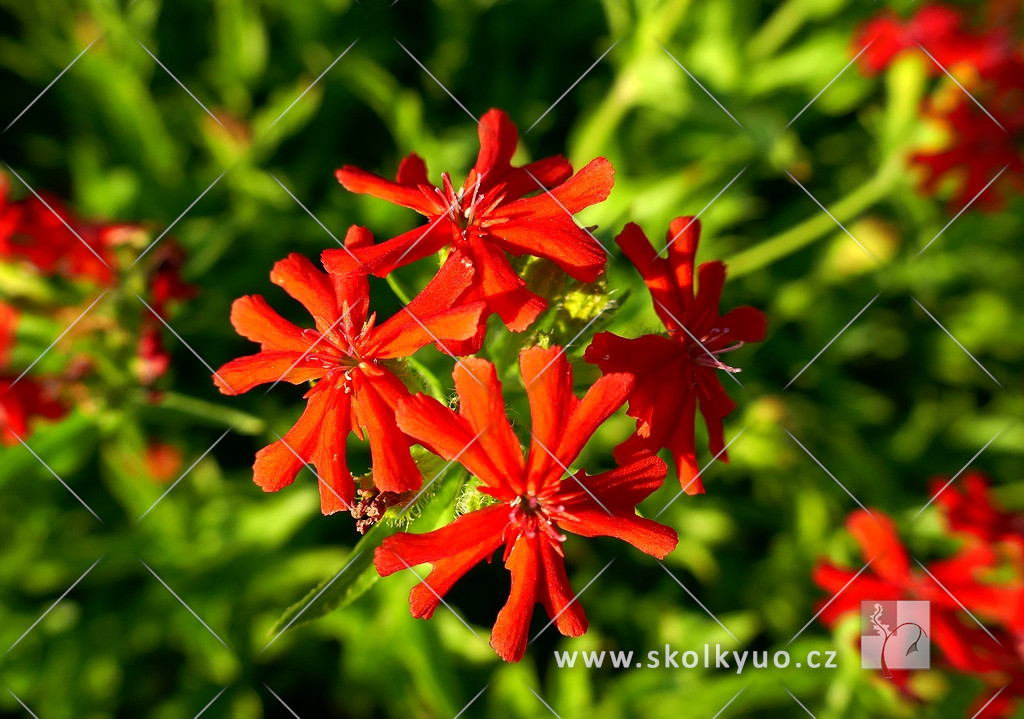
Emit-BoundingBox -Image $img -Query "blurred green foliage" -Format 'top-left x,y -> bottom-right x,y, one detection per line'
1,0 -> 1022,717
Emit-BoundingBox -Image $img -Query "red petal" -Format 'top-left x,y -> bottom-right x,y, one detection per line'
321,221 -> 451,278
692,261 -> 726,331
561,452 -> 670,512
542,157 -> 614,214
847,511 -> 910,582
252,384 -> 330,493
615,223 -> 687,327
472,109 -> 519,187
665,216 -> 699,307
351,371 -> 420,494
695,368 -> 736,462
0,378 -> 66,444
584,331 -> 681,376
335,163 -> 437,215
928,545 -> 1024,627
0,301 -> 17,365
369,251 -> 484,357
500,155 -> 574,200
270,253 -> 338,333
621,384 -> 699,491
855,15 -> 907,74
719,305 -> 768,343
374,301 -> 485,359
328,226 -> 373,329
558,456 -> 678,559
453,356 -> 525,495
443,324 -> 488,358
520,346 -> 576,483
375,504 -> 508,618
313,383 -> 354,514
487,157 -> 614,282
536,539 -> 588,638
556,371 -> 633,472
491,535 -> 540,662
213,351 -> 323,395
396,153 -> 430,186
396,392 -> 510,494
229,295 -> 307,352
811,563 -> 902,627
585,332 -> 702,489
520,344 -> 633,488
464,234 -> 546,331
486,212 -> 606,283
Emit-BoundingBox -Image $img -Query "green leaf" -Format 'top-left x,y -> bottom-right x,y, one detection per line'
269,453 -> 464,636
0,412 -> 98,484
269,520 -> 397,637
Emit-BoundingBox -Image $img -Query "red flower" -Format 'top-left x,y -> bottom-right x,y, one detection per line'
934,473 -> 1024,552
0,301 -> 16,367
584,218 -> 766,493
0,303 -> 66,443
0,177 -> 116,285
813,510 -> 1024,666
949,626 -> 1024,719
324,109 -> 613,352
145,441 -> 184,483
137,324 -> 172,387
0,377 -> 67,446
853,5 -> 1024,210
855,5 -> 1016,78
912,90 -> 1024,211
214,227 -> 486,514
137,241 -> 198,386
374,346 -> 678,662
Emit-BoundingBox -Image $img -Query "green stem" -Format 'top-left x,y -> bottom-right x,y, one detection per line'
154,391 -> 266,435
385,274 -> 413,305
725,160 -> 903,278
747,0 -> 808,60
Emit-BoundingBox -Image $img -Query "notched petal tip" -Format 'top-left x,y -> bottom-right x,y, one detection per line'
211,370 -> 237,395
343,224 -> 374,250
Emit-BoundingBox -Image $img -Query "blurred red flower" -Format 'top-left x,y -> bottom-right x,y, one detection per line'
325,109 -> 613,352
214,227 -> 485,514
0,293 -> 66,444
814,508 -> 1024,696
0,179 -> 116,285
375,346 -> 677,662
585,218 -> 766,493
854,4 -> 1024,210
145,441 -> 184,483
945,625 -> 1024,718
814,510 -> 1023,633
0,377 -> 67,446
0,301 -> 16,367
137,241 -> 198,386
933,473 -> 1024,552
855,5 -> 1016,78
0,174 -> 197,386
913,86 -> 1024,211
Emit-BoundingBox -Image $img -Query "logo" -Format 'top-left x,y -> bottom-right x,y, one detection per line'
861,600 -> 930,676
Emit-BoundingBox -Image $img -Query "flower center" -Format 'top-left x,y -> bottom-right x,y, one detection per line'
435,171 -> 488,235
671,326 -> 745,374
433,170 -> 508,240
504,492 -> 567,552
301,328 -> 363,371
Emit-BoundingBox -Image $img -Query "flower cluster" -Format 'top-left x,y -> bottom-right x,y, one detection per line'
217,109 -> 766,661
814,475 -> 1024,717
0,173 -> 192,445
855,3 -> 1024,210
